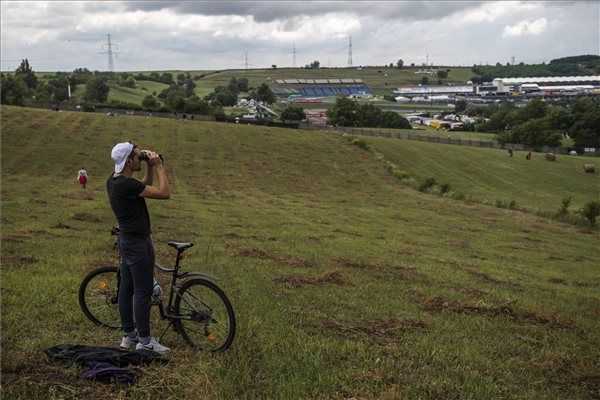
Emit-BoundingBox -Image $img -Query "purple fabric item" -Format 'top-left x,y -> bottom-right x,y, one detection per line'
80,361 -> 136,385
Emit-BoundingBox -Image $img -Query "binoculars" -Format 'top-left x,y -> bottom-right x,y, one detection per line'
139,150 -> 164,162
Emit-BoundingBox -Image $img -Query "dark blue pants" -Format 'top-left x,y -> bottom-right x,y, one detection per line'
118,234 -> 155,338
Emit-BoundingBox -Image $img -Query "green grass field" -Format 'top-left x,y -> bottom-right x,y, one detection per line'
365,136 -> 598,211
1,106 -> 599,400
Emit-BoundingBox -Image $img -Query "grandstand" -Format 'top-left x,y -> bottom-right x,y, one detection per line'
273,78 -> 371,97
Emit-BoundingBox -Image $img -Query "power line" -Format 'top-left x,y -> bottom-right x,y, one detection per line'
99,33 -> 119,72
347,35 -> 353,67
292,42 -> 296,68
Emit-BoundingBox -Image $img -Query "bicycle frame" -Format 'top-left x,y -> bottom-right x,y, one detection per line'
155,257 -> 218,321
111,228 -> 219,323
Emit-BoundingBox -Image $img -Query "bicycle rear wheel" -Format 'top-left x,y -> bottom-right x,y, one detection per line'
174,278 -> 236,352
79,266 -> 121,329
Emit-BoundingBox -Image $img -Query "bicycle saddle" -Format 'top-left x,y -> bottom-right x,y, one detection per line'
168,241 -> 194,252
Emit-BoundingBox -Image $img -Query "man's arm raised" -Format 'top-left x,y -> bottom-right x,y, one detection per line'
140,153 -> 170,199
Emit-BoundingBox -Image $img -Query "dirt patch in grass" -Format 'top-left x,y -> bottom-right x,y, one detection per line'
318,317 -> 427,343
236,247 -> 316,268
332,228 -> 363,237
465,268 -> 521,289
62,191 -> 95,201
1,255 -> 39,267
572,280 -> 599,288
274,270 -> 347,288
72,212 -> 102,223
332,257 -> 422,281
532,354 -> 600,399
548,278 -> 568,285
1,234 -> 31,243
419,295 -> 575,330
52,222 -> 77,230
448,286 -> 487,298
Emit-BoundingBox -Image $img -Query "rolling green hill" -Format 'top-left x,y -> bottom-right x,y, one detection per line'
365,136 -> 598,211
1,106 -> 599,400
193,66 -> 473,96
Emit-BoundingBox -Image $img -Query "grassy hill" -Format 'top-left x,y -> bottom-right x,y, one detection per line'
1,106 -> 599,400
47,66 -> 474,107
192,67 -> 473,96
365,136 -> 598,211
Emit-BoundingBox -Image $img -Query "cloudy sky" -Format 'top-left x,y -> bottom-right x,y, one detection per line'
1,1 -> 599,71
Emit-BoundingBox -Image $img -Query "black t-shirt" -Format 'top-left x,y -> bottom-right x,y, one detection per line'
106,174 -> 150,236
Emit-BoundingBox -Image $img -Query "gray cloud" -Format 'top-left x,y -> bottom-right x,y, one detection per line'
122,1 -> 483,22
1,1 -> 598,71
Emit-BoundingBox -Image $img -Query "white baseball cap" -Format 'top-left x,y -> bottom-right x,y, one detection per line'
111,142 -> 134,173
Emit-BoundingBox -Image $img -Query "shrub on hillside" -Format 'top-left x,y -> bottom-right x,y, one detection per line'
281,105 -> 306,121
495,199 -> 517,210
439,183 -> 451,194
418,177 -> 436,192
557,196 -> 572,216
580,200 -> 600,226
351,138 -> 370,151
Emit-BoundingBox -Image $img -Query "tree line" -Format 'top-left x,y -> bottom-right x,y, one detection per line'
327,97 -> 411,129
470,97 -> 600,149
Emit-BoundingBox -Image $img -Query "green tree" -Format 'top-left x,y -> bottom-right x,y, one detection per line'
183,79 -> 196,97
357,103 -> 383,127
396,59 -> 404,69
436,70 -> 448,79
421,76 -> 429,85
160,72 -> 174,84
381,111 -> 411,129
0,74 -> 27,105
227,78 -> 240,95
142,95 -> 159,109
47,75 -> 70,102
183,96 -> 211,114
509,118 -> 562,147
15,58 -> 38,89
206,86 -> 237,106
255,83 -> 275,104
569,109 -> 600,149
281,105 -> 306,121
327,97 -> 359,127
84,77 -> 110,103
237,78 -> 249,92
70,68 -> 93,85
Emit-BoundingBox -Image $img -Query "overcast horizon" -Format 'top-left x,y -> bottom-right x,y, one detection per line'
1,1 -> 599,72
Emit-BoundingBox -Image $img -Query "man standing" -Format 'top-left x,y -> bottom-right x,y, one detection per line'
106,141 -> 170,354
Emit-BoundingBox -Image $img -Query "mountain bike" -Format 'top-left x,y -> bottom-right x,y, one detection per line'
78,227 -> 236,352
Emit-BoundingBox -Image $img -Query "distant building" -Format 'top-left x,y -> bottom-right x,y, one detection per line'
393,85 -> 474,97
492,75 -> 600,93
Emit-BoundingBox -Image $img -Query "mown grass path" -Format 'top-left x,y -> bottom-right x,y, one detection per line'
1,106 -> 599,399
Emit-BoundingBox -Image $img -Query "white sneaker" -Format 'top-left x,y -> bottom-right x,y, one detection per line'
136,337 -> 170,354
120,335 -> 139,350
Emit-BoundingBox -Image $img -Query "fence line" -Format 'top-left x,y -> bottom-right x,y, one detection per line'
309,125 -> 565,154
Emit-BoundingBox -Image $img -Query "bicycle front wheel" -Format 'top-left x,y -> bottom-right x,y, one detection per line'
174,278 -> 236,352
78,266 -> 122,329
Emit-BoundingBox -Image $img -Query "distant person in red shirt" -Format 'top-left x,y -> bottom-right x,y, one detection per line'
77,167 -> 88,189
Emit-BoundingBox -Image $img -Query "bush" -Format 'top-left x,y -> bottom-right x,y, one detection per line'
557,196 -> 572,216
418,177 -> 436,192
450,191 -> 466,201
351,138 -> 369,151
439,183 -> 451,194
142,95 -> 159,110
281,105 -> 306,121
580,200 -> 600,226
495,199 -> 518,209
